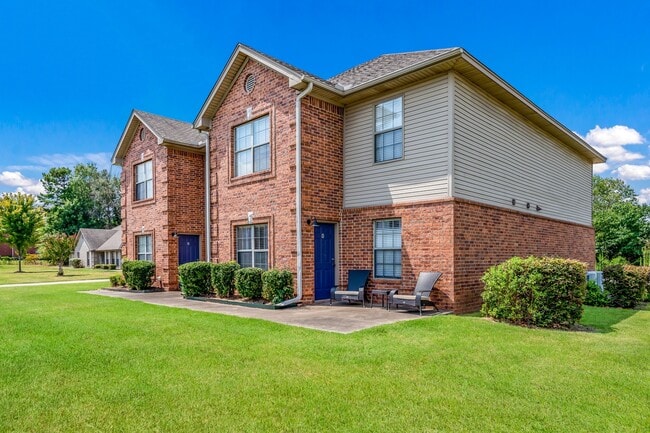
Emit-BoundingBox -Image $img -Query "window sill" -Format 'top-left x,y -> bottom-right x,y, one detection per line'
229,170 -> 275,188
132,198 -> 155,208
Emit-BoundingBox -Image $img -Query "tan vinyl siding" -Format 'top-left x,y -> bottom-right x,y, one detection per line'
452,76 -> 592,226
343,75 -> 450,208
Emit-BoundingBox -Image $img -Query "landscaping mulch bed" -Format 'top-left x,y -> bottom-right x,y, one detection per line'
184,295 -> 297,310
103,287 -> 164,294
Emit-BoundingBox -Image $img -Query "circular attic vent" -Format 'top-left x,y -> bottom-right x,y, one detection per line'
244,74 -> 256,94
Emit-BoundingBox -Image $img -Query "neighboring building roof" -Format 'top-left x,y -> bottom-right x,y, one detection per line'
97,229 -> 121,252
77,228 -> 121,251
112,110 -> 205,165
329,49 -> 457,89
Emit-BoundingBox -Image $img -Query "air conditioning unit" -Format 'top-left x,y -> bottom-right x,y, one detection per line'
586,271 -> 604,290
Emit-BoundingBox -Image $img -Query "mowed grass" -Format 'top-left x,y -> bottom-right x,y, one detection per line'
0,283 -> 648,432
0,263 -> 119,285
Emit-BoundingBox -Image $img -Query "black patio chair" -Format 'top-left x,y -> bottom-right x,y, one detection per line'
330,270 -> 371,307
388,272 -> 442,315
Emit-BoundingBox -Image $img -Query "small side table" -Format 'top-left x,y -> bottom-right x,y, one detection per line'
370,289 -> 394,309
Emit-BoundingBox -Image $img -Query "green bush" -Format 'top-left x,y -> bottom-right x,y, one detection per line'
107,264 -> 117,270
235,267 -> 264,299
603,265 -> 647,308
70,258 -> 83,268
211,261 -> 240,297
94,264 -> 103,269
109,274 -> 126,287
262,269 -> 294,304
178,261 -> 213,297
481,256 -> 587,328
584,280 -> 608,307
122,260 -> 155,290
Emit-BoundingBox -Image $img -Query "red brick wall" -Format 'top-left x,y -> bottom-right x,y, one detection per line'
301,95 -> 344,300
452,199 -> 596,313
166,148 -> 205,288
209,60 -> 298,274
341,200 -> 456,310
121,125 -> 205,289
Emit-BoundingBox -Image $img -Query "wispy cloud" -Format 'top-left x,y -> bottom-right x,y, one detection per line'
593,163 -> 610,175
27,152 -> 113,171
638,188 -> 650,204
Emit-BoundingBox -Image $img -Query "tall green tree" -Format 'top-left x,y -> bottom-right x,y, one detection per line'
39,233 -> 76,276
0,193 -> 43,272
39,163 -> 120,235
592,176 -> 650,264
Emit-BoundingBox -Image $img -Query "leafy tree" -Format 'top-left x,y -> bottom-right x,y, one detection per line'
0,193 -> 43,272
39,163 -> 120,235
592,176 -> 650,264
39,233 -> 76,276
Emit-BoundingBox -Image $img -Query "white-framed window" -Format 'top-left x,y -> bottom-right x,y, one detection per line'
374,97 -> 403,163
234,116 -> 270,177
236,224 -> 268,270
374,219 -> 402,278
137,234 -> 153,261
134,160 -> 153,201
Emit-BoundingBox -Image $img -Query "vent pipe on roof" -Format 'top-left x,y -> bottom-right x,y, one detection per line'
277,81 -> 313,307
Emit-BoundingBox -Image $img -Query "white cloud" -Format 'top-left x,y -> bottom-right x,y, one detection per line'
0,171 -> 44,195
638,188 -> 650,204
591,145 -> 644,162
613,164 -> 650,181
593,163 -> 610,174
584,125 -> 645,147
27,152 -> 113,171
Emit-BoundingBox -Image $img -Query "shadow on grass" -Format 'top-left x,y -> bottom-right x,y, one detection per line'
580,306 -> 639,333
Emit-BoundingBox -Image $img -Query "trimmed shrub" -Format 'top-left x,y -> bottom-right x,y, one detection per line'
211,261 -> 240,297
25,253 -> 40,265
262,269 -> 294,304
94,264 -> 103,269
107,264 -> 117,270
70,258 -> 83,268
178,261 -> 213,297
122,260 -> 155,290
109,274 -> 126,287
584,280 -> 609,307
235,267 -> 264,299
603,265 -> 646,308
481,256 -> 587,328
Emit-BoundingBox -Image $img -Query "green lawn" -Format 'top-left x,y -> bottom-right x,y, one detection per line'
1,283 -> 648,432
0,263 -> 119,285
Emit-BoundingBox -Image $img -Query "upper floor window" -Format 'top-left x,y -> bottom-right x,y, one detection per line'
375,97 -> 403,163
236,224 -> 268,270
234,116 -> 270,177
374,219 -> 402,278
136,234 -> 153,261
134,160 -> 153,201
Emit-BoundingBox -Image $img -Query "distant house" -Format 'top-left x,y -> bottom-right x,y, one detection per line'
73,227 -> 122,268
0,243 -> 37,258
113,44 -> 605,313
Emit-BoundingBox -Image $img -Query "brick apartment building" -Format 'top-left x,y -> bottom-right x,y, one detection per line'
112,44 -> 605,313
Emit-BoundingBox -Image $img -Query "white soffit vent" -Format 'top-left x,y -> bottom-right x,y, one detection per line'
244,74 -> 256,94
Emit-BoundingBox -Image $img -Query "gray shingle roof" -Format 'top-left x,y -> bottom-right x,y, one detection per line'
79,228 -> 120,251
329,48 -> 457,89
134,110 -> 204,147
97,229 -> 122,252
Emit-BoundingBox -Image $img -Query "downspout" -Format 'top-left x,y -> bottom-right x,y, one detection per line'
278,81 -> 313,307
202,132 -> 211,262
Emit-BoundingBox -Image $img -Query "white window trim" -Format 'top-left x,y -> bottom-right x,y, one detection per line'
136,234 -> 153,261
134,160 -> 153,201
373,219 -> 402,279
236,224 -> 269,270
374,96 -> 404,163
234,115 -> 270,177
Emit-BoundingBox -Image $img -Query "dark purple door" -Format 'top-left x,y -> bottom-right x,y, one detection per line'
314,223 -> 335,300
178,235 -> 200,265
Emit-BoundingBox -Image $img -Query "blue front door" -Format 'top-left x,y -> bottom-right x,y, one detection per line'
178,235 -> 200,265
314,223 -> 335,300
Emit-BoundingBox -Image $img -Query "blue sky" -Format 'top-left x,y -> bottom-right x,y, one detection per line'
1,0 -> 649,199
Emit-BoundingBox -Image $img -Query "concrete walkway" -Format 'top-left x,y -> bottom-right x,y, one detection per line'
88,289 -> 446,333
0,279 -> 109,288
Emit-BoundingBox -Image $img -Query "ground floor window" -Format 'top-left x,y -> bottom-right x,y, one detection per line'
374,219 -> 402,278
136,235 -> 153,261
236,224 -> 268,270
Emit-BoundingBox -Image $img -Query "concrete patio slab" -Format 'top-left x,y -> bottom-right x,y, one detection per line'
87,289 -> 447,333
